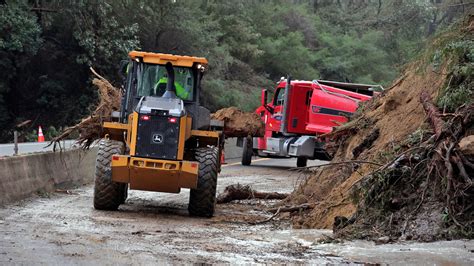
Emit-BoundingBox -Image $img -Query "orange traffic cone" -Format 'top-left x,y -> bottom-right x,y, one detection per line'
220,149 -> 226,164
37,126 -> 45,142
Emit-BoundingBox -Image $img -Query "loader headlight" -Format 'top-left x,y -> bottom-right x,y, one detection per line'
197,64 -> 206,72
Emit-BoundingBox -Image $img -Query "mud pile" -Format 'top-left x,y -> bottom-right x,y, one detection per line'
289,17 -> 473,241
211,107 -> 264,137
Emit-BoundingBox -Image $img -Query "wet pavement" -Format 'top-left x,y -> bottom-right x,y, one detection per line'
0,158 -> 473,264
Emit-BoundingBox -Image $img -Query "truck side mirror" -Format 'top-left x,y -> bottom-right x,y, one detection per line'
118,60 -> 129,80
261,88 -> 274,114
261,89 -> 268,107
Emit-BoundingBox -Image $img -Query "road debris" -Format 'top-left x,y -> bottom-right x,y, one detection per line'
217,184 -> 288,203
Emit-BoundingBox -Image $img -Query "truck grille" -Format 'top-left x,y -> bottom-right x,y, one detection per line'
135,115 -> 180,160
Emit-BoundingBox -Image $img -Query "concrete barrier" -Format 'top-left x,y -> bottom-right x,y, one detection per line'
0,148 -> 97,205
0,138 -> 242,204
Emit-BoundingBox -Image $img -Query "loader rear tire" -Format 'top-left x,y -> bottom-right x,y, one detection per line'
241,137 -> 253,166
188,146 -> 219,217
93,139 -> 127,210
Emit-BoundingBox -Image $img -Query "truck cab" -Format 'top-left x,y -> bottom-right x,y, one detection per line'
241,77 -> 382,167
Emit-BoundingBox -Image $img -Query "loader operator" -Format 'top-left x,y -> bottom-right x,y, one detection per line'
155,75 -> 189,100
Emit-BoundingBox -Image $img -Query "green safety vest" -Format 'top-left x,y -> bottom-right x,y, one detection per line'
157,77 -> 189,100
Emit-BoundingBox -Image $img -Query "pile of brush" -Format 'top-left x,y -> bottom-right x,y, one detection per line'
335,93 -> 473,241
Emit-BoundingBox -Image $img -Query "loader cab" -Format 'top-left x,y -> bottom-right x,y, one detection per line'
120,51 -> 208,128
135,64 -> 195,100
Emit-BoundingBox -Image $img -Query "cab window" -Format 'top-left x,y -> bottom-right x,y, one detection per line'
136,63 -> 194,101
274,88 -> 285,106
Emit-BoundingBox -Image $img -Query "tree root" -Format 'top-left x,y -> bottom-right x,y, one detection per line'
336,93 -> 473,239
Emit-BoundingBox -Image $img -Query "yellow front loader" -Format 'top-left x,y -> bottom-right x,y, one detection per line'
94,51 -> 223,217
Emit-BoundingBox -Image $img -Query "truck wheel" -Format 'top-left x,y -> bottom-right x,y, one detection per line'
188,146 -> 219,217
241,137 -> 253,166
297,157 -> 308,167
93,139 -> 127,210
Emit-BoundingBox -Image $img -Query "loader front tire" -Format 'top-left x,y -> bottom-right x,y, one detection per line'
93,139 -> 126,210
188,146 -> 219,217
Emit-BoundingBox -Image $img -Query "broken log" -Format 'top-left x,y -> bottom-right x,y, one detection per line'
420,91 -> 445,139
216,184 -> 289,204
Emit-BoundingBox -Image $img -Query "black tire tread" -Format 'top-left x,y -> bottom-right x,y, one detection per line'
241,137 -> 252,166
188,146 -> 219,217
93,139 -> 127,210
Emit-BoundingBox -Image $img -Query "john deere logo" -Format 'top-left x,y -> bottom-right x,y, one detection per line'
152,134 -> 163,144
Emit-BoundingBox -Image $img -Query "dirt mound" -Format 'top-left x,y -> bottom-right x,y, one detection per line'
290,61 -> 448,227
289,17 -> 473,241
211,107 -> 264,137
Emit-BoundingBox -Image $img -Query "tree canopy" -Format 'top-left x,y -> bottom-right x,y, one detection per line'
0,0 -> 470,142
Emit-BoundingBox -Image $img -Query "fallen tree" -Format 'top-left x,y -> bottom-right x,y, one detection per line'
217,184 -> 289,203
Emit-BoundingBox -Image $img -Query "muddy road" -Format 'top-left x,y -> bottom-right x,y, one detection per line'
1,158 -> 473,264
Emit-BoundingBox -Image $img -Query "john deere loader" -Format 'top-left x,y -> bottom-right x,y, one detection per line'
93,51 -> 223,217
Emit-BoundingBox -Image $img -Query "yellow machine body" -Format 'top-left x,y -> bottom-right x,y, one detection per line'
103,111 -> 220,193
101,51 -> 220,194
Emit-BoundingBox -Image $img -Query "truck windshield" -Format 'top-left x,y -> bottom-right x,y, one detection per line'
274,88 -> 285,106
136,63 -> 194,101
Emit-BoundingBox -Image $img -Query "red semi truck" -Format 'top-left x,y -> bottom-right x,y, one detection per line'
239,77 -> 383,167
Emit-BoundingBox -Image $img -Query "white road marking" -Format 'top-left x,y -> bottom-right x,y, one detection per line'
221,158 -> 270,167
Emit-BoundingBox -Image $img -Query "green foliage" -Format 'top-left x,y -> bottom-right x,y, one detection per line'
0,0 -> 469,142
23,126 -> 60,142
23,129 -> 37,143
202,79 -> 262,112
435,27 -> 474,111
0,2 -> 41,54
438,84 -> 473,112
0,1 -> 42,130
259,32 -> 319,80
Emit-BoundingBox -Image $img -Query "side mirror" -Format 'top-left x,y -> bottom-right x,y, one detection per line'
261,89 -> 268,107
261,89 -> 274,114
118,60 -> 129,80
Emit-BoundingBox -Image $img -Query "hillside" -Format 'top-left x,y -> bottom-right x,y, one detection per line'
289,16 -> 473,241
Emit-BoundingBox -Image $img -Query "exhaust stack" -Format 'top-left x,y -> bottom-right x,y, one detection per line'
280,76 -> 292,135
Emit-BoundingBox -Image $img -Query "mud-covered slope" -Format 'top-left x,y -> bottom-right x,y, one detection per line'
289,17 -> 473,241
